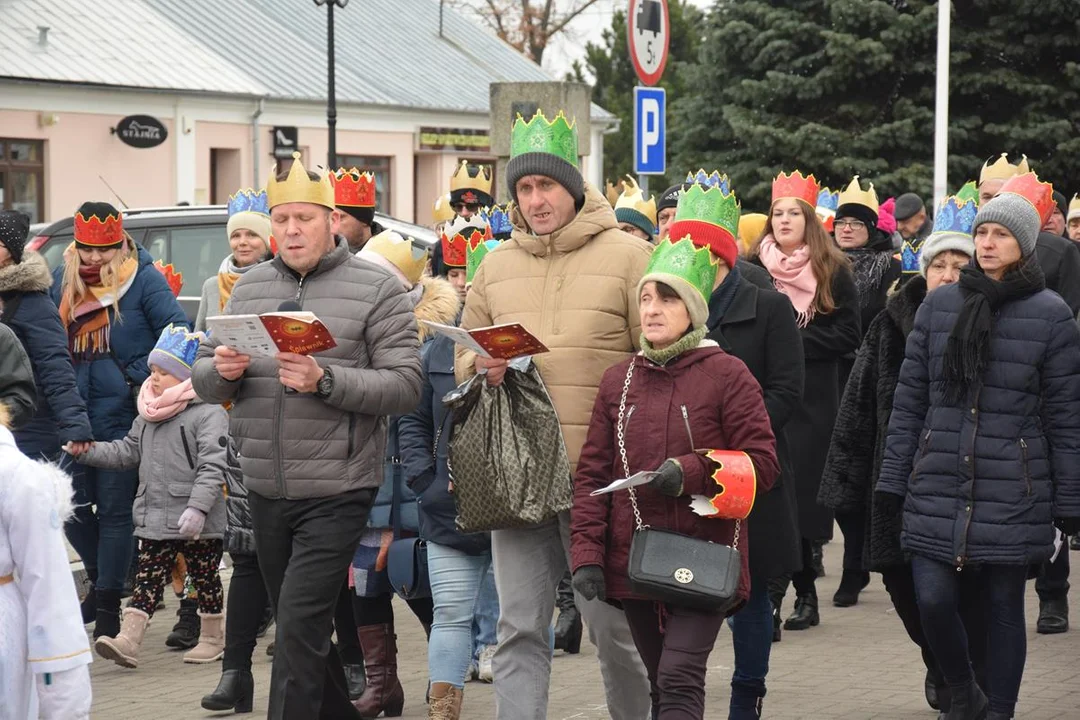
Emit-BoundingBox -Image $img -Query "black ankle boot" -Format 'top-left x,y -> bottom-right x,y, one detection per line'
201,669 -> 254,713
771,601 -> 782,643
554,606 -> 582,654
944,680 -> 988,720
93,588 -> 122,639
166,598 -> 201,649
783,590 -> 819,630
832,569 -> 870,607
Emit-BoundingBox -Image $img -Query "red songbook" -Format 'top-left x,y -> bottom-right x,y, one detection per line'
420,321 -> 549,360
205,312 -> 337,357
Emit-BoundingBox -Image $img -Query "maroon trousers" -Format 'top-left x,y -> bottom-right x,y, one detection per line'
622,599 -> 725,720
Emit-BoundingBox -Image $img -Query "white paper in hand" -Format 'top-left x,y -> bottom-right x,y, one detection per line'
589,471 -> 659,496
1050,528 -> 1064,564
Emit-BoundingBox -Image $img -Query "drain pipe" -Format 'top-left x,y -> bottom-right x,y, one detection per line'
252,97 -> 265,185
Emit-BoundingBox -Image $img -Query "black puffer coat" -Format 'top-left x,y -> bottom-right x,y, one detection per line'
223,439 -> 255,556
877,281 -> 1080,567
820,276 -> 926,569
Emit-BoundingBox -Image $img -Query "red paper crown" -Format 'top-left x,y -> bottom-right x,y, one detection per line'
153,260 -> 184,296
999,172 -> 1055,225
331,168 -> 376,208
441,228 -> 490,267
772,171 -> 820,208
74,211 -> 124,247
699,450 -> 757,520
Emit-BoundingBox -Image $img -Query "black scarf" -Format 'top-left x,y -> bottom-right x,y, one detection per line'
706,265 -> 743,330
942,258 -> 1046,404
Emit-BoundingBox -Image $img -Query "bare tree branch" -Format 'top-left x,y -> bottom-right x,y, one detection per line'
546,0 -> 602,38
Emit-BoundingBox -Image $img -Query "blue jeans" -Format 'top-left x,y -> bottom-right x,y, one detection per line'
472,562 -> 499,662
427,542 -> 497,687
64,465 -> 138,592
727,576 -> 772,716
911,555 -> 1027,716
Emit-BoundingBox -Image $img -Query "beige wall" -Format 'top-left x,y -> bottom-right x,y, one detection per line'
195,121 -> 253,203
0,108 -> 176,222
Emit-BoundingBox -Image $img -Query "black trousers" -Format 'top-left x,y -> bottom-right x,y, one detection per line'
334,581 -> 363,665
250,488 -> 376,720
835,510 -> 867,573
223,552 -> 270,671
1035,541 -> 1070,602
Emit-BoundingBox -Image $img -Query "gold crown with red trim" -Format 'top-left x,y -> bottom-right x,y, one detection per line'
153,260 -> 184,296
440,214 -> 491,268
772,170 -> 820,208
74,209 -> 124,247
331,167 -> 377,208
999,172 -> 1056,225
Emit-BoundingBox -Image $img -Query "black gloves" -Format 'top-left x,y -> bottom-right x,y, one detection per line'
571,565 -> 606,602
1054,517 -> 1080,536
649,459 -> 684,497
874,490 -> 904,519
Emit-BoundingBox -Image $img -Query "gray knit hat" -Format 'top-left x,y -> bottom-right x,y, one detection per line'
506,152 -> 584,206
506,110 -> 585,207
918,231 -> 975,277
972,192 -> 1041,260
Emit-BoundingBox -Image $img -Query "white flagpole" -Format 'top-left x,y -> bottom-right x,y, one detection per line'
933,1 -> 951,211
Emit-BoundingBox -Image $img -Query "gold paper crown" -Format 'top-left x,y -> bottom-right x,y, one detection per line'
837,175 -> 879,214
605,179 -> 625,208
980,153 -> 1030,185
450,161 -> 493,195
267,152 -> 335,209
433,193 -> 455,225
362,230 -> 430,286
1070,194 -> 1080,220
614,176 -> 657,225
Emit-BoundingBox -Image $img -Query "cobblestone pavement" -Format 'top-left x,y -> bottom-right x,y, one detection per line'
90,538 -> 1080,719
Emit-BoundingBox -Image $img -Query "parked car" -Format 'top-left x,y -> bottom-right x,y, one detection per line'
27,204 -> 438,324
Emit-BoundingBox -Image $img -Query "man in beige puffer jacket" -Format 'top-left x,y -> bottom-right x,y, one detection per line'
455,110 -> 652,720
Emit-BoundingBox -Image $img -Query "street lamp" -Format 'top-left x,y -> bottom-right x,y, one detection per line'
314,0 -> 349,169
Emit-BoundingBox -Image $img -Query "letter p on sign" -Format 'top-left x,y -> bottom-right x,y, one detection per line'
634,87 -> 666,175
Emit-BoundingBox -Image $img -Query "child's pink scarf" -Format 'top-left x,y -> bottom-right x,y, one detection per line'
137,378 -> 197,422
758,235 -> 818,327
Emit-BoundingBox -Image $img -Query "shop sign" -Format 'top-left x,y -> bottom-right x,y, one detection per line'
418,127 -> 491,153
113,115 -> 168,149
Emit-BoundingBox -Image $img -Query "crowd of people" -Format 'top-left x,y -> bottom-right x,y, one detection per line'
0,108 -> 1079,720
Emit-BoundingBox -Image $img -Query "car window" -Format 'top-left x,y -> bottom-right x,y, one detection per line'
37,234 -> 73,270
168,225 -> 229,297
144,229 -> 168,263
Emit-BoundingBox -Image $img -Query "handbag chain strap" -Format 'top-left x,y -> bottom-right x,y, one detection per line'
614,359 -> 740,549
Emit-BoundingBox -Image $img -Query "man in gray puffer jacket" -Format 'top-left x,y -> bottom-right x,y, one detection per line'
192,155 -> 422,720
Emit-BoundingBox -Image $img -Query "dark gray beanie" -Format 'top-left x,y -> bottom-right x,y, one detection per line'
506,152 -> 584,206
0,211 -> 29,264
973,192 -> 1040,258
894,193 -> 925,221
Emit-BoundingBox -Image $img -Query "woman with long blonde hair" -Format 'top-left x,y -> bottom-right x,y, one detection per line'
748,172 -> 861,636
50,201 -> 187,641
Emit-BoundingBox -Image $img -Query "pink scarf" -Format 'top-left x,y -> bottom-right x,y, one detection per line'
758,235 -> 818,327
138,378 -> 197,422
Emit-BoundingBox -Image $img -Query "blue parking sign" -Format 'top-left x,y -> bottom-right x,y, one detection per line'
634,86 -> 666,175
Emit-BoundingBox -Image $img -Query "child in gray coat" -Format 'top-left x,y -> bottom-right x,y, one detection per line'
66,325 -> 228,669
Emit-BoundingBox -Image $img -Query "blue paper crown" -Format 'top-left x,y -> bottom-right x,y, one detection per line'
932,196 -> 978,236
480,205 -> 514,238
816,188 -> 840,211
228,188 -> 270,218
151,324 -> 203,370
685,170 -> 730,193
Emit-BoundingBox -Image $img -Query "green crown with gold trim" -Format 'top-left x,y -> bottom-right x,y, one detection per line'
466,235 -> 501,284
644,236 -> 720,303
509,110 -> 579,167
955,180 -> 979,205
674,183 -> 741,238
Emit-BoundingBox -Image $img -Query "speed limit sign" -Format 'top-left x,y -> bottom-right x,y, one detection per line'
628,0 -> 670,86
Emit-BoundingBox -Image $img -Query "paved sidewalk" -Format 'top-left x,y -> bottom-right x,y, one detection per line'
90,539 -> 1080,719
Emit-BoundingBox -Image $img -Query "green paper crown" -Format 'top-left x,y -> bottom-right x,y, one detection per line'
955,180 -> 979,205
643,237 -> 720,303
674,183 -> 741,238
466,237 -> 500,284
510,110 -> 579,167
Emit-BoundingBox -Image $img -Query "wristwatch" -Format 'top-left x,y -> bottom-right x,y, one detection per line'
315,367 -> 334,398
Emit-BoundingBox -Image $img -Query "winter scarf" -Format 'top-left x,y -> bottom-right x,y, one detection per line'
59,248 -> 139,359
758,235 -> 817,327
640,326 -> 708,366
706,265 -> 743,330
137,377 -> 197,422
846,245 -> 895,312
943,258 -> 1046,404
216,254 -> 265,311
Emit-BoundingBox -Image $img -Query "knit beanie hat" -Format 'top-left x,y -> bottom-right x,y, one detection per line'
637,237 -> 718,330
1053,191 -> 1067,220
148,325 -> 204,382
227,189 -> 274,254
0,210 -> 30,264
665,182 -> 742,271
972,192 -> 1041,260
918,196 -> 977,277
614,176 -> 657,240
506,110 -> 584,207
657,183 -> 683,214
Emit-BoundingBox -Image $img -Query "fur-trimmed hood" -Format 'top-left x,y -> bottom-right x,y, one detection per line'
0,251 -> 53,294
415,275 -> 461,342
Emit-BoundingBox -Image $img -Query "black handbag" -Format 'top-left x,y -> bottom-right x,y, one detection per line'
615,361 -> 743,613
386,424 -> 439,600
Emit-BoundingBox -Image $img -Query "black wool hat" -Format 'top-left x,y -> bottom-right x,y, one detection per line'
340,205 -> 375,226
0,211 -> 30,264
1053,191 -> 1068,218
894,193 -> 925,221
836,203 -> 879,231
657,183 -> 684,213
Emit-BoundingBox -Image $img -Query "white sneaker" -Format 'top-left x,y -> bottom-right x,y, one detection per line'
477,644 -> 495,683
465,660 -> 478,682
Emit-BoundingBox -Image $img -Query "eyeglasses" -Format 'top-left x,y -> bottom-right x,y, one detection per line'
452,203 -> 480,214
834,219 -> 866,230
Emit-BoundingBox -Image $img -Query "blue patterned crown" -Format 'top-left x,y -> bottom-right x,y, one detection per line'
481,204 -> 514,239
149,324 -> 204,375
228,188 -> 270,218
685,169 -> 730,193
932,196 -> 978,236
816,188 -> 840,212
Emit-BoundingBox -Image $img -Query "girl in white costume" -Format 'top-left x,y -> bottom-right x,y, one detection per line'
0,348 -> 93,719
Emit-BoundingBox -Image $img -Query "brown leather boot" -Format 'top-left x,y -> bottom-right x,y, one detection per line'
352,623 -> 404,717
428,682 -> 463,720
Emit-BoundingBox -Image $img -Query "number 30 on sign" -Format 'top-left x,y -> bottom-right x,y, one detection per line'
628,0 -> 670,87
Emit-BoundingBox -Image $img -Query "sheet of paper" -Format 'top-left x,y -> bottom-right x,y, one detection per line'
589,471 -> 659,496
1050,528 -> 1064,564
420,320 -> 492,358
205,315 -> 278,358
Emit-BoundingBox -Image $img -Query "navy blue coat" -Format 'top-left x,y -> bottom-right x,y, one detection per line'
398,334 -> 489,555
0,252 -> 92,457
877,281 -> 1080,567
50,247 -> 188,442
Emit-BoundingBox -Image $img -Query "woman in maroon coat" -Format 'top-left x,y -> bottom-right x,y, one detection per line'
571,225 -> 779,719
